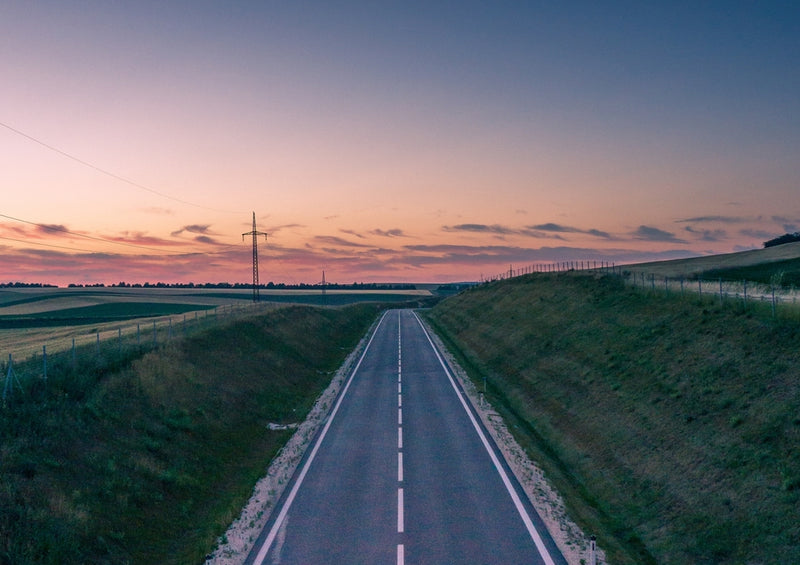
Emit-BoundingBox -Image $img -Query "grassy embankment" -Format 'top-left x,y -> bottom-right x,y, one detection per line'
694,257 -> 800,288
424,272 -> 800,564
0,304 -> 381,564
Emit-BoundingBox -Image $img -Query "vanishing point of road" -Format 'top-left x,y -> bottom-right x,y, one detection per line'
245,309 -> 566,565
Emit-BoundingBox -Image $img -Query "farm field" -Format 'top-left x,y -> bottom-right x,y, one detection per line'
0,286 -> 434,363
632,240 -> 800,279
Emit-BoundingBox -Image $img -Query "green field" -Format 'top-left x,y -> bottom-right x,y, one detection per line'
691,256 -> 800,288
424,272 -> 800,564
0,286 -> 436,364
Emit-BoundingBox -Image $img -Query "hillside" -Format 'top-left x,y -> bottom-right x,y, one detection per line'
0,304 -> 380,564
631,240 -> 800,278
424,272 -> 800,564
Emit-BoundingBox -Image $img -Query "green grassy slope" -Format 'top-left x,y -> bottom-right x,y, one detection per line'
0,304 -> 381,564
424,272 -> 800,564
693,256 -> 800,288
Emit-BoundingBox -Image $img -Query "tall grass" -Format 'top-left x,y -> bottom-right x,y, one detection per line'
0,304 -> 381,564
425,272 -> 800,564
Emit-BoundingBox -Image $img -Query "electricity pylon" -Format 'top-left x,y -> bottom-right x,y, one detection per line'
242,212 -> 268,302
317,270 -> 327,305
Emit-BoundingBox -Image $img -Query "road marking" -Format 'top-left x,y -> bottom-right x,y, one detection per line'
398,426 -> 403,449
250,311 -> 390,565
412,312 -> 558,565
397,488 -> 405,533
397,543 -> 405,565
398,394 -> 402,407
398,452 -> 404,482
398,382 -> 402,394
398,408 -> 402,425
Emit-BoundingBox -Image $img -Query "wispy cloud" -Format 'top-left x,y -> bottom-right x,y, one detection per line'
370,228 -> 407,238
633,225 -> 687,243
443,223 -> 568,240
339,229 -> 366,239
676,216 -> 749,224
313,235 -> 373,248
262,223 -> 304,237
171,224 -> 214,237
194,235 -> 223,245
684,226 -> 727,242
528,223 -> 612,239
740,228 -> 779,241
443,223 -> 518,235
110,231 -> 183,247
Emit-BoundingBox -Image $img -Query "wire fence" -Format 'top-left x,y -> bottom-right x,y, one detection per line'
482,261 -> 800,318
1,302 -> 270,407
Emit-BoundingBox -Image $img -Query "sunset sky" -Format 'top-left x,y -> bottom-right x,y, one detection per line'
1,2 -> 798,286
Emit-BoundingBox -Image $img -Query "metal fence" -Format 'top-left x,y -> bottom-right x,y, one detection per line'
481,261 -> 800,318
1,302 -> 270,406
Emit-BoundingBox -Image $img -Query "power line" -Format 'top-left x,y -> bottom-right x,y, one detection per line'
0,212 -> 181,254
0,120 -> 245,214
0,234 -> 98,254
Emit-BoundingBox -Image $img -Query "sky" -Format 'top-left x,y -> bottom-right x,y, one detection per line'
1,1 -> 799,286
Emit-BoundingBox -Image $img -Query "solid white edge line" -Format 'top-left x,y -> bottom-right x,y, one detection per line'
251,310 -> 391,565
412,312 -> 557,565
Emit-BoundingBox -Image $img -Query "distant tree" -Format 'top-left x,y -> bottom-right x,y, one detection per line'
764,232 -> 800,248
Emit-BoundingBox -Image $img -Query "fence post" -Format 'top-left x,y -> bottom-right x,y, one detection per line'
96,333 -> 100,356
699,279 -> 702,295
4,353 -> 23,406
772,286 -> 776,318
137,323 -> 141,347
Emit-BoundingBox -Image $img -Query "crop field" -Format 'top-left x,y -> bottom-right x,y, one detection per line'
633,240 -> 800,279
0,286 -> 433,363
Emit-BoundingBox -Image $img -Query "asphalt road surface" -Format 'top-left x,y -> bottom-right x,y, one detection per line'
246,309 -> 565,565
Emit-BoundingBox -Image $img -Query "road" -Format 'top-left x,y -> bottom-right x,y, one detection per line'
246,309 -> 565,565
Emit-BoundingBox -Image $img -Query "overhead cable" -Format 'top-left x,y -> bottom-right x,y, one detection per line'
0,120 -> 245,214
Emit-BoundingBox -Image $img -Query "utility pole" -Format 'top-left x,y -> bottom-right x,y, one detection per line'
242,212 -> 268,302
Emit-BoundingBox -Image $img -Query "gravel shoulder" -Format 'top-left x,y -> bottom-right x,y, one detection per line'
206,312 -> 603,565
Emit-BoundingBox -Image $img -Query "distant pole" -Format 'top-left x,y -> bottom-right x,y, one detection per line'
4,353 -> 23,406
242,211 -> 268,303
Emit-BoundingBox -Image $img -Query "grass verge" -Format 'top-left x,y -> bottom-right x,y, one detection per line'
424,272 -> 800,564
0,303 -> 381,564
